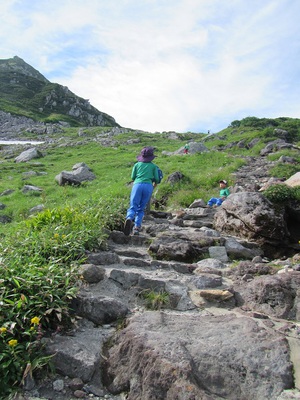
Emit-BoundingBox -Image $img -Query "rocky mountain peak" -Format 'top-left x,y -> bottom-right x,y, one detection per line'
0,55 -> 49,83
0,56 -> 120,127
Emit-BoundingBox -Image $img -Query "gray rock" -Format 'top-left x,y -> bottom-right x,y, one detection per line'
285,172 -> 300,188
45,326 -> 113,383
79,264 -> 106,283
55,163 -> 96,186
149,231 -> 223,263
0,215 -> 12,223
235,272 -> 300,320
0,189 -> 14,196
279,155 -> 296,163
192,273 -> 222,289
72,293 -> 129,325
29,204 -> 45,214
225,236 -> 263,259
260,139 -> 293,156
188,198 -> 206,208
166,171 -> 185,184
232,260 -> 275,277
196,258 -> 226,269
86,251 -> 120,265
55,171 -> 82,186
104,311 -> 293,399
208,246 -> 228,262
53,379 -> 64,392
15,147 -> 43,162
174,141 -> 209,155
109,269 -> 140,289
22,184 -> 43,193
214,192 -> 290,257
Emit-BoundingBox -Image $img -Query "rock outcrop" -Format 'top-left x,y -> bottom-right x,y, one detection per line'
214,192 -> 290,256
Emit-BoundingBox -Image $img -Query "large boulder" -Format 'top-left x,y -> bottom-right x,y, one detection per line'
103,311 -> 293,399
55,163 -> 96,186
214,192 -> 290,256
163,142 -> 209,156
15,147 -> 43,163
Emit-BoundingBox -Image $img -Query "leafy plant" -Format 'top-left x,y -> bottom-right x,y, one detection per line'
0,317 -> 52,398
0,198 -> 127,397
263,184 -> 296,203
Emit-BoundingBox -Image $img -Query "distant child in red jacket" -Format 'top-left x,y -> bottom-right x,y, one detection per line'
207,180 -> 230,207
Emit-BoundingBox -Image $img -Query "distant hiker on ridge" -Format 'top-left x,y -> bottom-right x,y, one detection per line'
184,143 -> 190,154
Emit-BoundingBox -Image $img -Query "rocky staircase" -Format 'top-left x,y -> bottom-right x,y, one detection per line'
24,208 -> 230,399
22,163 -> 300,399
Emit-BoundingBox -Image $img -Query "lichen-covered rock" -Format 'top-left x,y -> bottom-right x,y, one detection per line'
103,311 -> 293,400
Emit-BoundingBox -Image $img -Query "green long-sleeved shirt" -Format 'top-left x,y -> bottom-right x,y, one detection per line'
131,162 -> 159,184
220,188 -> 230,198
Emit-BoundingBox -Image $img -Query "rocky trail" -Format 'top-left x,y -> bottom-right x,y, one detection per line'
20,154 -> 300,400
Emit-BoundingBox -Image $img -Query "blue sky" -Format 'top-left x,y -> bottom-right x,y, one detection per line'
1,0 -> 300,133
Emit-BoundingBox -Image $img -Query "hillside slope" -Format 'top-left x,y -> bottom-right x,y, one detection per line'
0,56 -> 119,127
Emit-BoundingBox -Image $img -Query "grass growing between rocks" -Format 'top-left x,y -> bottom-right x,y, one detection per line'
139,289 -> 170,310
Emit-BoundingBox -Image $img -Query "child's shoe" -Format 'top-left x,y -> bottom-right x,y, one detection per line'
132,226 -> 141,236
124,219 -> 133,236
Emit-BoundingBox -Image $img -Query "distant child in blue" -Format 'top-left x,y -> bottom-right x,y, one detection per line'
124,147 -> 160,236
207,180 -> 230,207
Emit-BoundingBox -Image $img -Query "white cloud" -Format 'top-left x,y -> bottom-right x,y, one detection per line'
1,0 -> 300,132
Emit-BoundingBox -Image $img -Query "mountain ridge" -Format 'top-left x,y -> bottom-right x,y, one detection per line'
0,56 -> 120,128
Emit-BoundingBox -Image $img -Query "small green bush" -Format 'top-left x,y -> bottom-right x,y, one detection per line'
263,184 -> 295,203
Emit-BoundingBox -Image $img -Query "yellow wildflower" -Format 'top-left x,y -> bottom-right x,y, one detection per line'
0,327 -> 7,334
31,317 -> 40,325
54,233 -> 59,239
8,339 -> 18,347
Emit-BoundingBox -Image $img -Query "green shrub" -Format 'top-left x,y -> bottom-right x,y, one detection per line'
293,186 -> 300,201
263,184 -> 295,203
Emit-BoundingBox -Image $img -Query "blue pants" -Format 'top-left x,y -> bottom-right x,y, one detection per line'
126,183 -> 153,227
207,197 -> 223,207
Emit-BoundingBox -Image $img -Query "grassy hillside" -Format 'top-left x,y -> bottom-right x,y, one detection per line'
1,117 -> 300,237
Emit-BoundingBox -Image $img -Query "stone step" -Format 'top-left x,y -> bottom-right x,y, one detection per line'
44,320 -> 115,383
108,230 -> 152,245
